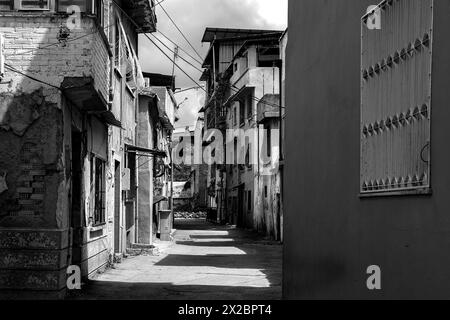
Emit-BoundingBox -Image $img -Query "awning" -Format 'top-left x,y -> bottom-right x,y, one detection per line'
62,77 -> 106,112
223,85 -> 254,106
99,110 -> 122,128
62,77 -> 122,127
125,144 -> 167,158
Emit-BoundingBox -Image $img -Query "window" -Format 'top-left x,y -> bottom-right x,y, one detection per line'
239,100 -> 245,126
247,190 -> 252,211
264,122 -> 271,158
57,0 -> 88,12
247,94 -> 253,119
264,186 -> 268,198
233,106 -> 237,126
360,0 -> 432,195
95,0 -> 104,27
91,155 -> 106,226
0,1 -> 13,10
19,0 -> 49,10
114,20 -> 123,69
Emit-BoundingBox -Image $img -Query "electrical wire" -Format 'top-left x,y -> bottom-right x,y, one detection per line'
158,2 -> 204,61
156,29 -> 204,66
149,32 -> 203,73
110,0 -> 207,94
4,64 -> 61,90
13,22 -> 114,56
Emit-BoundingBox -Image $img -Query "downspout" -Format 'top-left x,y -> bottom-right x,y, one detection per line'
277,58 -> 284,243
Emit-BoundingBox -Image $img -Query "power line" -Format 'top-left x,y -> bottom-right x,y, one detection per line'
156,30 -> 204,66
175,86 -> 205,93
152,0 -> 167,9
14,22 -> 114,56
110,0 -> 207,94
158,2 -> 204,61
149,32 -> 203,73
4,64 -> 61,90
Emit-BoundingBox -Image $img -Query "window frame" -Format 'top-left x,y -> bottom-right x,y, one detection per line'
18,0 -> 50,10
91,154 -> 106,227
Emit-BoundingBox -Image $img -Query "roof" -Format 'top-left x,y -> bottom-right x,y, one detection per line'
142,72 -> 175,90
222,37 -> 281,76
201,31 -> 284,68
201,27 -> 282,43
122,0 -> 157,33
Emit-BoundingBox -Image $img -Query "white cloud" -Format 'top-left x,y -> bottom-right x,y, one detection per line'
139,0 -> 287,127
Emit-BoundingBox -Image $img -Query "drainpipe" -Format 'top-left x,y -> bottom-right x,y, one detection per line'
169,134 -> 174,226
277,59 -> 284,242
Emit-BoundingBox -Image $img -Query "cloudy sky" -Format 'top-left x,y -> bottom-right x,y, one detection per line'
139,0 -> 288,128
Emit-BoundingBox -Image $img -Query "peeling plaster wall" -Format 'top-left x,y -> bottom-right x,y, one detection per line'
0,12 -> 112,297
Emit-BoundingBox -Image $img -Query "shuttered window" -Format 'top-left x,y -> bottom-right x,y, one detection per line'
360,0 -> 433,195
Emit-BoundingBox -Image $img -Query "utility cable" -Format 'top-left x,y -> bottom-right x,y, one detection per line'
158,2 -> 204,61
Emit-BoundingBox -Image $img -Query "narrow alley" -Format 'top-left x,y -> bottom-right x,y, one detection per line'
71,219 -> 282,300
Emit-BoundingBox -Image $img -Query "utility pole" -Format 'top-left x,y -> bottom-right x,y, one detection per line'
171,46 -> 178,90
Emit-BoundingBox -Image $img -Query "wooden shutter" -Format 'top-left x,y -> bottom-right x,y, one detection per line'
360,0 -> 433,195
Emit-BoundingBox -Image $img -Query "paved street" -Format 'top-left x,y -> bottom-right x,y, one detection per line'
71,219 -> 282,300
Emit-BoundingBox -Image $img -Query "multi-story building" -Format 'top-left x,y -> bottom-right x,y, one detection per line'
199,27 -> 283,238
0,0 -> 157,298
137,76 -> 178,246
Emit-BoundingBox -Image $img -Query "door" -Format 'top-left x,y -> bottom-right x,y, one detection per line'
70,129 -> 82,266
237,186 -> 245,228
114,161 -> 121,253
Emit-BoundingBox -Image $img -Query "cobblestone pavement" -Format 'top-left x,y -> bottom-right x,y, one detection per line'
70,219 -> 282,300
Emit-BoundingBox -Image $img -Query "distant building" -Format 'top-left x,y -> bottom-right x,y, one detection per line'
199,27 -> 283,238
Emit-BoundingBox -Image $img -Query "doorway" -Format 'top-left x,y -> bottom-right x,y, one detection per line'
114,161 -> 121,253
70,128 -> 82,267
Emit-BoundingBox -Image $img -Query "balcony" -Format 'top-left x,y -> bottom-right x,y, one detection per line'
257,94 -> 280,124
230,67 -> 280,94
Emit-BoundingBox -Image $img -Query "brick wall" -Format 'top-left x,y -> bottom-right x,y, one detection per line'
0,14 -> 110,101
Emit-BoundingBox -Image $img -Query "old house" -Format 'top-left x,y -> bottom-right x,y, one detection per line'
199,27 -> 283,238
285,0 -> 450,299
137,79 -> 178,244
0,0 -> 157,298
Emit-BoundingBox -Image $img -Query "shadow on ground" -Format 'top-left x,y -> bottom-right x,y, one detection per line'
69,218 -> 282,300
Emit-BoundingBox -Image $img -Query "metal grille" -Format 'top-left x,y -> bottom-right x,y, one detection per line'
360,0 -> 433,195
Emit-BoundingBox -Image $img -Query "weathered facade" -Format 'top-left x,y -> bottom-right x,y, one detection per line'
285,0 -> 450,299
0,0 -> 156,298
199,28 -> 283,239
137,82 -> 178,245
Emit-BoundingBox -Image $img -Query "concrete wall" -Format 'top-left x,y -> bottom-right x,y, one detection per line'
284,0 -> 450,299
0,3 -> 143,297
